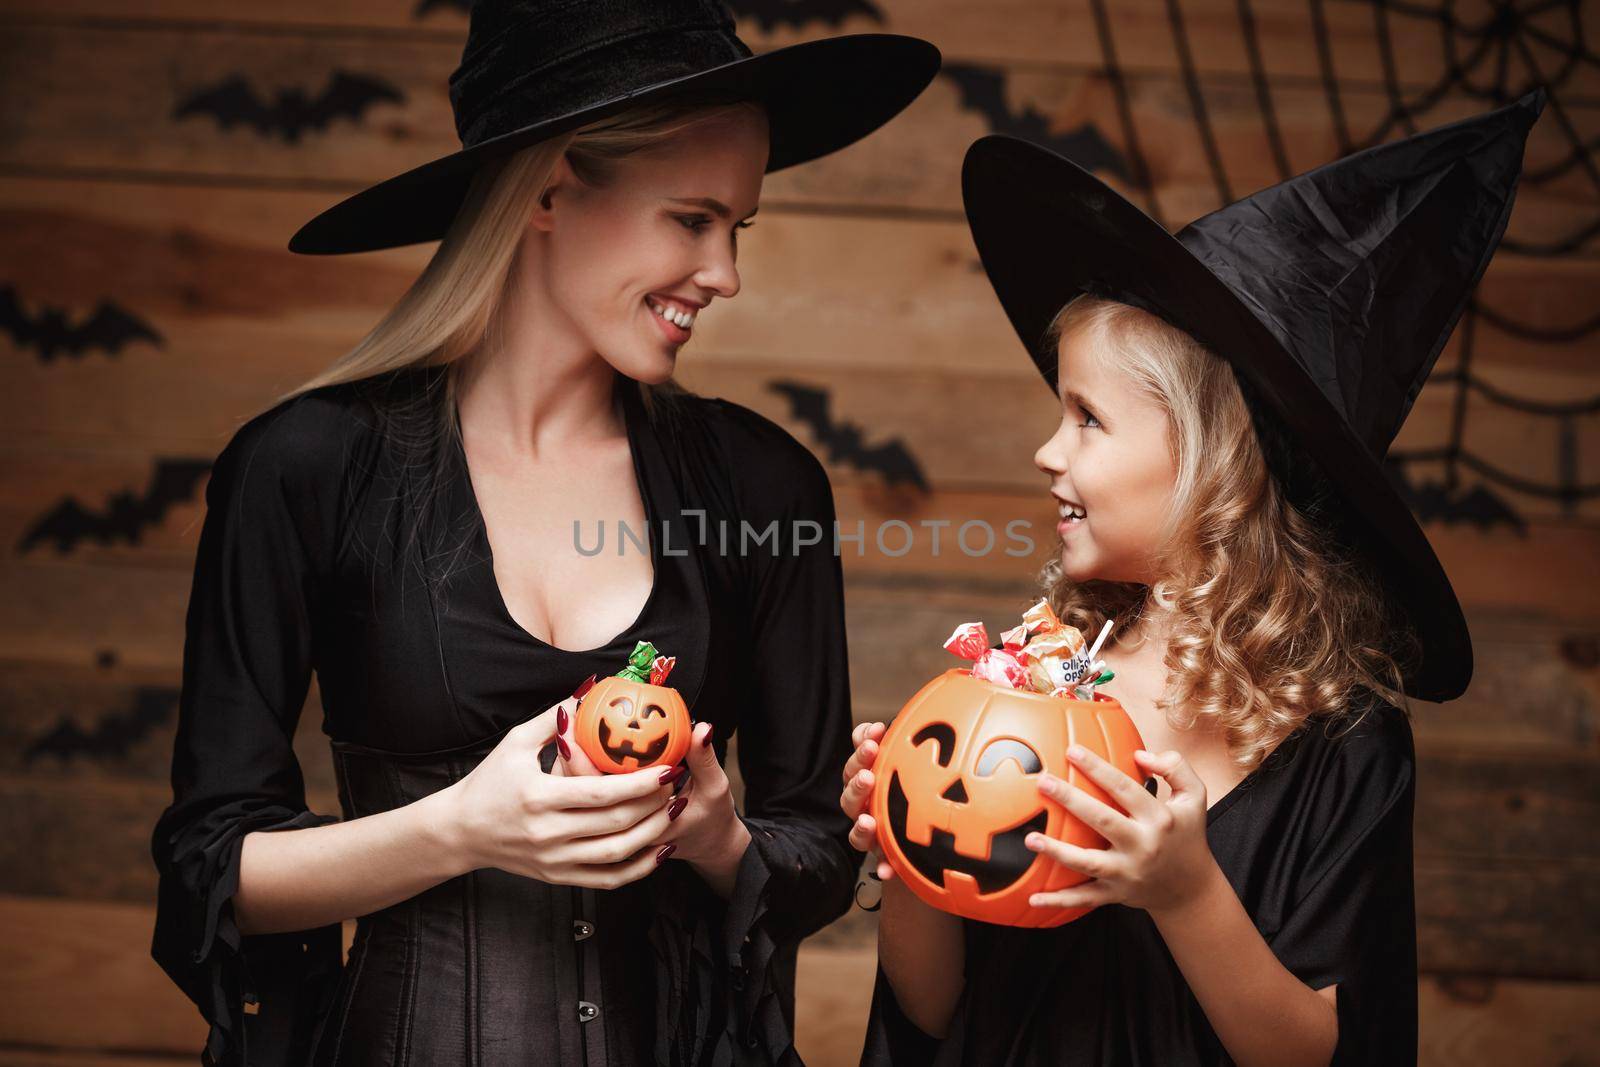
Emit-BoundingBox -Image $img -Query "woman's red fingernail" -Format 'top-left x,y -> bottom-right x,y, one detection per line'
557,737 -> 572,761
659,765 -> 686,786
573,674 -> 597,700
700,724 -> 715,749
667,795 -> 688,821
655,843 -> 676,864
556,706 -> 568,734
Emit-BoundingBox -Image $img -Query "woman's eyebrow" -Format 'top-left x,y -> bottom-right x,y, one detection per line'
665,196 -> 758,221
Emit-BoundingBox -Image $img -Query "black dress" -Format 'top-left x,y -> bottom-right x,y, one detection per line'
861,697 -> 1418,1066
150,365 -> 857,1066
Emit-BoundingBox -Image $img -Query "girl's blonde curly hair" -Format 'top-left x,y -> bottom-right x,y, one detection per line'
1039,294 -> 1413,770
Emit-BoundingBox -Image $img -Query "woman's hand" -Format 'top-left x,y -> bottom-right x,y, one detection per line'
840,720 -> 893,882
1024,745 -> 1216,917
442,701 -> 680,890
651,721 -> 750,896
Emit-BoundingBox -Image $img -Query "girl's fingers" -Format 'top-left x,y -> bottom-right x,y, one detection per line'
1065,745 -> 1162,821
1027,882 -> 1112,911
1025,831 -> 1116,879
1136,748 -> 1206,804
849,811 -> 877,852
841,739 -> 880,787
1039,773 -> 1139,848
850,721 -> 886,749
840,768 -> 875,820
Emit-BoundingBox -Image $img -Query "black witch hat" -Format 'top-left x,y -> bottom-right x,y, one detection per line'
962,89 -> 1547,701
289,0 -> 940,255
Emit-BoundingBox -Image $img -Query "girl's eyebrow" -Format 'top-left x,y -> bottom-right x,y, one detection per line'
1064,388 -> 1100,412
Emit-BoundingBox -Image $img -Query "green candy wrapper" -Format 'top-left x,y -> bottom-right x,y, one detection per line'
615,640 -> 659,683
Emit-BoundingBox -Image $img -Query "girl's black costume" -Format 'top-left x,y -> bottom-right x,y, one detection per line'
151,368 -> 857,1066
859,91 -> 1548,1064
864,697 -> 1418,1065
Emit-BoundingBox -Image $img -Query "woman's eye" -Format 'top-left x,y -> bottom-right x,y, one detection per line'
676,214 -> 711,232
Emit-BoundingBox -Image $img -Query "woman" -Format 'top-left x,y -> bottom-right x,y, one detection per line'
841,91 -> 1544,1065
149,3 -> 939,1064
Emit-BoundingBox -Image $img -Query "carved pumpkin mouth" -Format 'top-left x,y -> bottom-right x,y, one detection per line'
598,718 -> 670,764
886,772 -> 1048,895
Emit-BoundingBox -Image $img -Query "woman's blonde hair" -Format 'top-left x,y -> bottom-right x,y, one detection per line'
1040,294 -> 1411,770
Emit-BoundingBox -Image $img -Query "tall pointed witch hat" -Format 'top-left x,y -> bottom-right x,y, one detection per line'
962,89 -> 1546,701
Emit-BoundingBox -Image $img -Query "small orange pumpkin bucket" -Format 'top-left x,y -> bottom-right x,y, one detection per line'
573,641 -> 692,774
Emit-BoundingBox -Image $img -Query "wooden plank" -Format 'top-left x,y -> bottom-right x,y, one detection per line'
0,895 -> 205,1053
5,0 -> 1596,97
0,22 -> 1593,226
1418,974 -> 1600,1065
1417,854 -> 1600,980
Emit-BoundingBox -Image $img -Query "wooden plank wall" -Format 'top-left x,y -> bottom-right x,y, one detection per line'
1,0 -> 1596,1063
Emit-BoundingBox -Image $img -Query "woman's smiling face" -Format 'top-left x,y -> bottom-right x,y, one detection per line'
532,106 -> 769,383
1033,317 -> 1180,585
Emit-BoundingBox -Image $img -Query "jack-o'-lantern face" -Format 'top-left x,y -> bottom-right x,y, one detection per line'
870,669 -> 1145,927
573,676 -> 692,774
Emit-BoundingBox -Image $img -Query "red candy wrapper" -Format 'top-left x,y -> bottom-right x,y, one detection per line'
943,622 -> 1030,689
649,655 -> 676,686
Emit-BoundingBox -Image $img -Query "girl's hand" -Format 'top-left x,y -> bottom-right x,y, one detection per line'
840,721 -> 893,882
1024,746 -> 1215,917
650,721 -> 750,896
443,702 -> 680,890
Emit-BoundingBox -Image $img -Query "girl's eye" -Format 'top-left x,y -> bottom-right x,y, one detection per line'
1078,407 -> 1101,429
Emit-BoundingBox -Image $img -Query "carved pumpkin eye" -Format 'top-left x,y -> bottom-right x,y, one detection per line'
911,723 -> 956,767
974,738 -> 1043,777
643,703 -> 666,719
607,696 -> 635,716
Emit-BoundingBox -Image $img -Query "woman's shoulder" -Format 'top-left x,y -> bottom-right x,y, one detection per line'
210,366 -> 419,503
669,391 -> 834,514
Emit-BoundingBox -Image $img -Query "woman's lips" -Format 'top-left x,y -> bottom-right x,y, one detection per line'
645,297 -> 693,344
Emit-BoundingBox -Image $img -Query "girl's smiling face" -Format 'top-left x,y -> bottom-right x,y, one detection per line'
532,106 -> 769,383
1033,317 -> 1180,585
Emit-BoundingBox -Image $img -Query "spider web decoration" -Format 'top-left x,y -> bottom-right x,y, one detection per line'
1083,0 -> 1599,532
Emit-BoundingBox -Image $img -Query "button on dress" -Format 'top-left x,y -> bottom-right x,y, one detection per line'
150,365 -> 858,1066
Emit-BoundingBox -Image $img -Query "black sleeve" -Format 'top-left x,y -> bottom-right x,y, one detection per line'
706,404 -> 860,1059
149,405 -> 346,1066
1265,705 -> 1419,1067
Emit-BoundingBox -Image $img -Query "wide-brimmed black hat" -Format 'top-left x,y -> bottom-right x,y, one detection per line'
962,89 -> 1546,701
288,0 -> 939,254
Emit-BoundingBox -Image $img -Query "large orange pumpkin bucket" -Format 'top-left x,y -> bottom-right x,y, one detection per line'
871,607 -> 1145,927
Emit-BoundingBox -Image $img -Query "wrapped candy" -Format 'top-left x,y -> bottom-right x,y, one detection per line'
649,655 -> 676,685
1020,626 -> 1090,693
943,622 -> 1030,689
616,640 -> 658,683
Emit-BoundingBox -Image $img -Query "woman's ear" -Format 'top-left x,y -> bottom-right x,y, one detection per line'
528,156 -> 573,233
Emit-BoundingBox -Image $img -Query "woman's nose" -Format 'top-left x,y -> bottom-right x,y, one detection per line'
696,242 -> 741,299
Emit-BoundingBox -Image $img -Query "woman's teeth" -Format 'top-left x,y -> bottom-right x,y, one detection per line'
648,298 -> 695,330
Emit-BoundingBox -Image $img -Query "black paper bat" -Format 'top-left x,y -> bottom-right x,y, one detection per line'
413,0 -> 470,16
1387,463 -> 1526,534
173,71 -> 405,144
18,458 -> 213,555
23,686 -> 179,765
1,285 -> 162,362
941,63 -> 1134,186
769,380 -> 928,491
727,0 -> 885,31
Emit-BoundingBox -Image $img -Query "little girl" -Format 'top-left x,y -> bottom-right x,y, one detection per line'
840,90 -> 1543,1066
